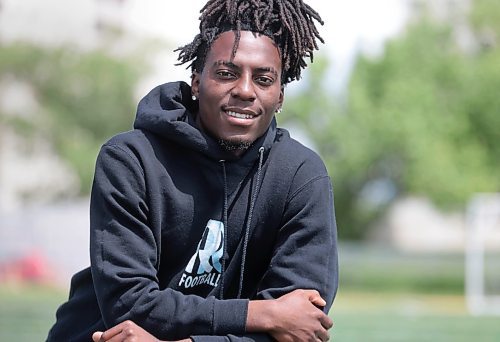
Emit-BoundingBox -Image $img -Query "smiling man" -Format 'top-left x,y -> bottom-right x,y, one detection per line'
193,31 -> 283,155
47,1 -> 338,341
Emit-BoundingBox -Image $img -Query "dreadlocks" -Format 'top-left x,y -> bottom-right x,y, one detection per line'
175,0 -> 324,84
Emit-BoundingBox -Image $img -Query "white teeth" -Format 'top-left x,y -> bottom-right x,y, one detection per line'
227,111 -> 253,119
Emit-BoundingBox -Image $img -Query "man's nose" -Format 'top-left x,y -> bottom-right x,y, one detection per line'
231,74 -> 256,101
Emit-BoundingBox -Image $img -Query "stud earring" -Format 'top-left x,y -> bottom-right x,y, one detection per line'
192,95 -> 197,101
275,107 -> 282,114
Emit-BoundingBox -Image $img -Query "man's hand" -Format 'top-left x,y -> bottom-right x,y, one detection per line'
92,320 -> 191,342
247,289 -> 333,342
92,320 -> 161,342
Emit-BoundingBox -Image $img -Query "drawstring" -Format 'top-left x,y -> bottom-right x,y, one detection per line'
237,146 -> 265,298
219,159 -> 228,300
218,147 -> 265,299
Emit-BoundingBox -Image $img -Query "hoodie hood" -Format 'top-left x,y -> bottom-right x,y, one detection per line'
134,81 -> 277,162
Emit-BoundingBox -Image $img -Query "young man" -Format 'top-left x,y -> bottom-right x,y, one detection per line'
47,1 -> 338,341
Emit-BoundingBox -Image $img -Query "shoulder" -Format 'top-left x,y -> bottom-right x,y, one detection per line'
99,129 -> 158,159
103,129 -> 150,150
94,129 -> 158,172
271,128 -> 328,176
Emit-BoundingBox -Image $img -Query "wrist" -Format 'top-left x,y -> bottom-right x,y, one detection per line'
246,299 -> 278,333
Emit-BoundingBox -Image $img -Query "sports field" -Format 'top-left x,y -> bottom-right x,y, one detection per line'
1,244 -> 499,341
332,291 -> 500,341
1,284 -> 499,341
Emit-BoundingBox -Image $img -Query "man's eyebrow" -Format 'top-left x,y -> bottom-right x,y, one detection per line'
213,60 -> 239,69
256,67 -> 279,77
212,60 -> 279,77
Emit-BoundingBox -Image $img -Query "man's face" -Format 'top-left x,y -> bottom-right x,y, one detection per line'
191,30 -> 284,155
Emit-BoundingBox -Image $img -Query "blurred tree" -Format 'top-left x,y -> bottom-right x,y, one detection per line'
0,43 -> 147,193
470,0 -> 500,38
282,0 -> 500,239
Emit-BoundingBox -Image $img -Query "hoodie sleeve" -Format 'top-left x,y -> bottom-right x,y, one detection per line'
190,333 -> 272,342
90,144 -> 248,340
255,162 -> 339,310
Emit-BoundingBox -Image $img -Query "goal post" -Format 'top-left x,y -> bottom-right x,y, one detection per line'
465,193 -> 500,315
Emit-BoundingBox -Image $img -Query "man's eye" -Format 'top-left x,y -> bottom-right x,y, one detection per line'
216,71 -> 235,79
256,76 -> 274,86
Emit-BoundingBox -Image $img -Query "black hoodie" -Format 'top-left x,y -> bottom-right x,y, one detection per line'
47,81 -> 338,341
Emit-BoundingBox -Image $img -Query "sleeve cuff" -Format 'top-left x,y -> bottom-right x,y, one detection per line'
191,336 -> 228,342
212,298 -> 249,335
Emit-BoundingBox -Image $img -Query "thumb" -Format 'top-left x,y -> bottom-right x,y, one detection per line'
307,290 -> 326,307
92,331 -> 103,342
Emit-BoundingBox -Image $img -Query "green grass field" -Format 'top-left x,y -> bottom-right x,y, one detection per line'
1,284 -> 500,341
332,291 -> 500,341
0,284 -> 66,341
2,245 -> 499,341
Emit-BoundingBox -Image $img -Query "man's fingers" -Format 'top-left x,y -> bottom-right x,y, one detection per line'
320,313 -> 334,330
92,331 -> 103,342
303,289 -> 326,307
310,296 -> 326,307
315,327 -> 330,342
92,320 -> 130,341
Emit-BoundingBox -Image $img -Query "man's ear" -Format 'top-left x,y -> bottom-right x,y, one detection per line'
278,85 -> 285,109
191,72 -> 201,98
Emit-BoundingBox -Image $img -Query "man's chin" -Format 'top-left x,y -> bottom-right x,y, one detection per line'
218,138 -> 253,152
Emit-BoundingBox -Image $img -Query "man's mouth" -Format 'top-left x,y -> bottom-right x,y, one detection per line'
224,106 -> 259,120
226,110 -> 254,119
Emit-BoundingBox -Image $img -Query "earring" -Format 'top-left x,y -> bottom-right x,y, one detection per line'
275,107 -> 282,114
192,95 -> 197,101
